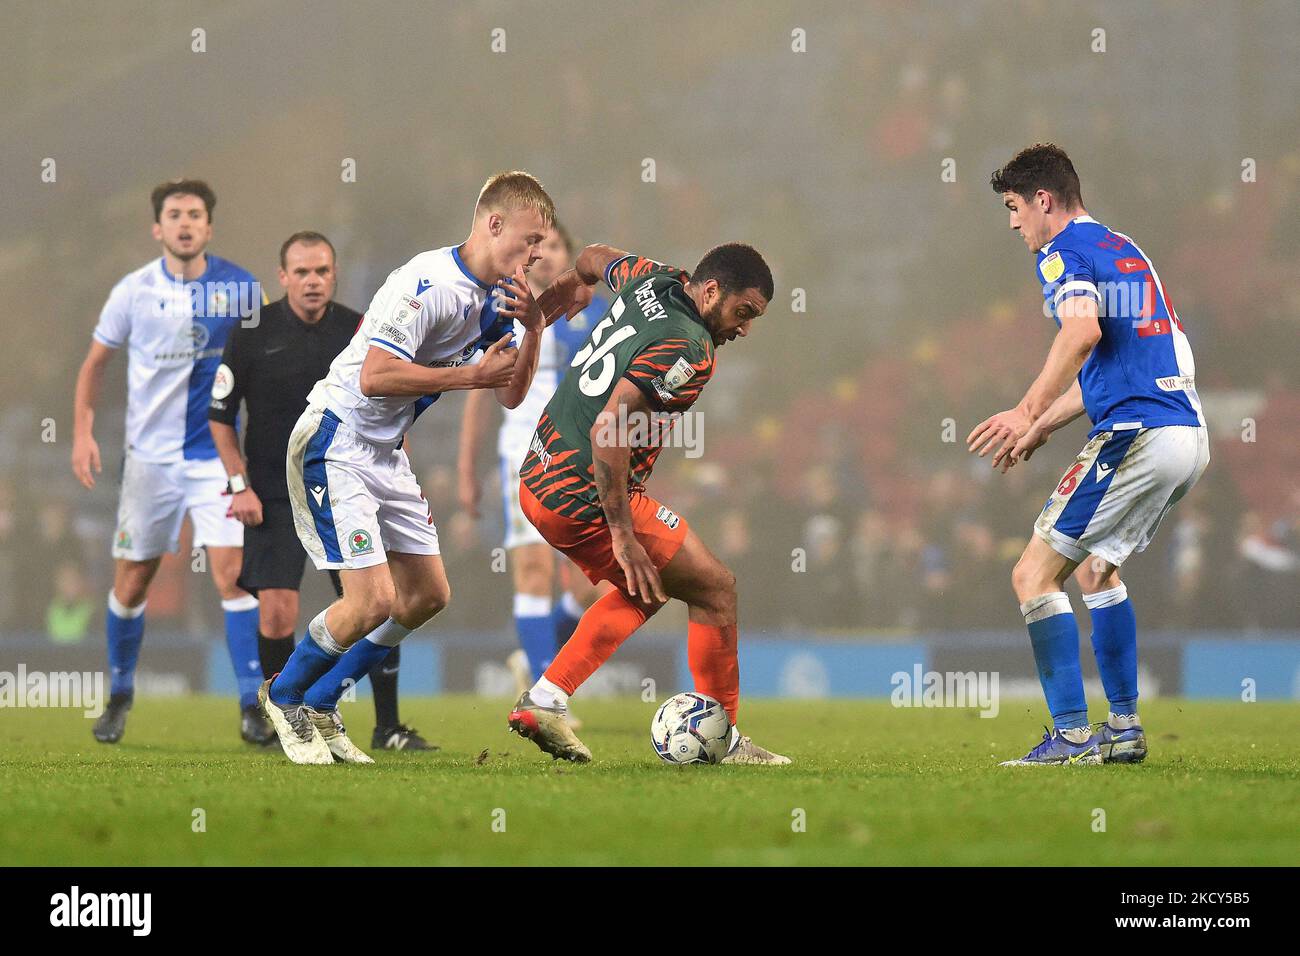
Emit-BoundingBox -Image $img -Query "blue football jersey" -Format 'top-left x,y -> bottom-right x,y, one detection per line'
94,254 -> 260,461
1035,216 -> 1204,436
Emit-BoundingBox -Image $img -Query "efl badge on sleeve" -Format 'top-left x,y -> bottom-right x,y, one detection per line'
663,356 -> 697,391
1039,251 -> 1065,284
392,294 -> 422,327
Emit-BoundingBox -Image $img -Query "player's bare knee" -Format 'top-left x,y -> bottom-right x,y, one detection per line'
345,580 -> 396,630
112,581 -> 148,608
394,579 -> 450,626
1076,557 -> 1120,595
1010,555 -> 1047,603
112,561 -> 155,607
259,592 -> 298,637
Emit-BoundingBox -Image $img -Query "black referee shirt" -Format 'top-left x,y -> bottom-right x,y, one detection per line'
208,296 -> 360,500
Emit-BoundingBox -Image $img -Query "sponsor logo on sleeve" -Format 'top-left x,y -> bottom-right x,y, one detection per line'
1039,251 -> 1064,284
391,294 -> 422,327
649,376 -> 674,404
663,355 -> 697,391
377,323 -> 408,344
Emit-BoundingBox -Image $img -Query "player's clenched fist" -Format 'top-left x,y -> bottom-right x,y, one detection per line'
71,434 -> 102,489
473,333 -> 518,388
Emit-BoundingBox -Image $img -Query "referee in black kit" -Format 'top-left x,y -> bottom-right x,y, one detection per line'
208,231 -> 433,751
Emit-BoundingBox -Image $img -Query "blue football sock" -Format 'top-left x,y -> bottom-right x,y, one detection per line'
1084,584 -> 1139,715
222,596 -> 262,709
106,592 -> 146,698
302,618 -> 410,712
1021,592 -> 1089,730
552,591 -> 584,650
514,593 -> 556,682
270,611 -> 344,707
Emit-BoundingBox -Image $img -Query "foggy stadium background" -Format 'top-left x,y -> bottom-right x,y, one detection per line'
1,0 -> 1296,701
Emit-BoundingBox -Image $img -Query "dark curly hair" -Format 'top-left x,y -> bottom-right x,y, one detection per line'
990,144 -> 1083,209
150,178 -> 216,222
691,243 -> 774,302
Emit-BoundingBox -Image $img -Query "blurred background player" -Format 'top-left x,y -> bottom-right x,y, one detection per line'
969,143 -> 1209,766
71,179 -> 265,744
260,172 -> 550,764
457,222 -> 610,708
208,231 -> 433,751
507,242 -> 789,765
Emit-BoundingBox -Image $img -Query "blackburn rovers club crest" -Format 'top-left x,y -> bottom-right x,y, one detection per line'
348,529 -> 374,556
190,322 -> 210,351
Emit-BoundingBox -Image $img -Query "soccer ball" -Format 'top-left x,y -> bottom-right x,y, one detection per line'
650,692 -> 732,765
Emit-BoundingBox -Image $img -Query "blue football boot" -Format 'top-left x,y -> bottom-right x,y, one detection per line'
1095,716 -> 1147,764
1000,726 -> 1103,766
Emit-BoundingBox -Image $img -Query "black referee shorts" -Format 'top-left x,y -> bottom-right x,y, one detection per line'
238,499 -> 342,597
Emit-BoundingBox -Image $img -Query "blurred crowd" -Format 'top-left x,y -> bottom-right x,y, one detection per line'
1,1 -> 1296,641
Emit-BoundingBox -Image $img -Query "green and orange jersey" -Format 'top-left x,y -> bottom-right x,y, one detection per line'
520,255 -> 715,522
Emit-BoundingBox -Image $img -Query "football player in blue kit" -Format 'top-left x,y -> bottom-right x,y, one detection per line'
969,144 -> 1209,766
72,179 -> 267,746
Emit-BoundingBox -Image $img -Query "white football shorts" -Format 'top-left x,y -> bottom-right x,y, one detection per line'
287,406 -> 440,571
1035,424 -> 1209,568
112,453 -> 243,561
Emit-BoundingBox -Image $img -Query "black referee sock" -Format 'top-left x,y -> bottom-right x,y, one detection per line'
369,644 -> 400,730
258,633 -> 295,680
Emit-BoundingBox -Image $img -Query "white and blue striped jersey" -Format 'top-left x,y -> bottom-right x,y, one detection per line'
307,245 -> 513,445
1036,216 -> 1204,436
497,295 -> 608,461
93,255 -> 260,462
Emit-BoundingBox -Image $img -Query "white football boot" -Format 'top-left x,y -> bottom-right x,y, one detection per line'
257,679 -> 333,765
508,691 -> 592,763
721,728 -> 792,765
306,707 -> 375,764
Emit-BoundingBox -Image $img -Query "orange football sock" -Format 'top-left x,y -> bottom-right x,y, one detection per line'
543,589 -> 649,695
688,621 -> 739,723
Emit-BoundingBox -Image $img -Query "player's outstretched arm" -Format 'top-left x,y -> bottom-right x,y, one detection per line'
575,243 -> 631,286
591,378 -> 668,605
537,243 -> 631,326
71,341 -> 115,489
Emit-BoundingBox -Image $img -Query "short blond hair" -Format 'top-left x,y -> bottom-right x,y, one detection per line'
475,171 -> 555,228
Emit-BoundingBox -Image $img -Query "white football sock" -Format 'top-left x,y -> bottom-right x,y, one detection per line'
1108,712 -> 1141,729
528,676 -> 568,710
1060,726 -> 1093,744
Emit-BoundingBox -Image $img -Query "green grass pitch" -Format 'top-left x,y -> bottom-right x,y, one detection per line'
2,696 -> 1296,865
